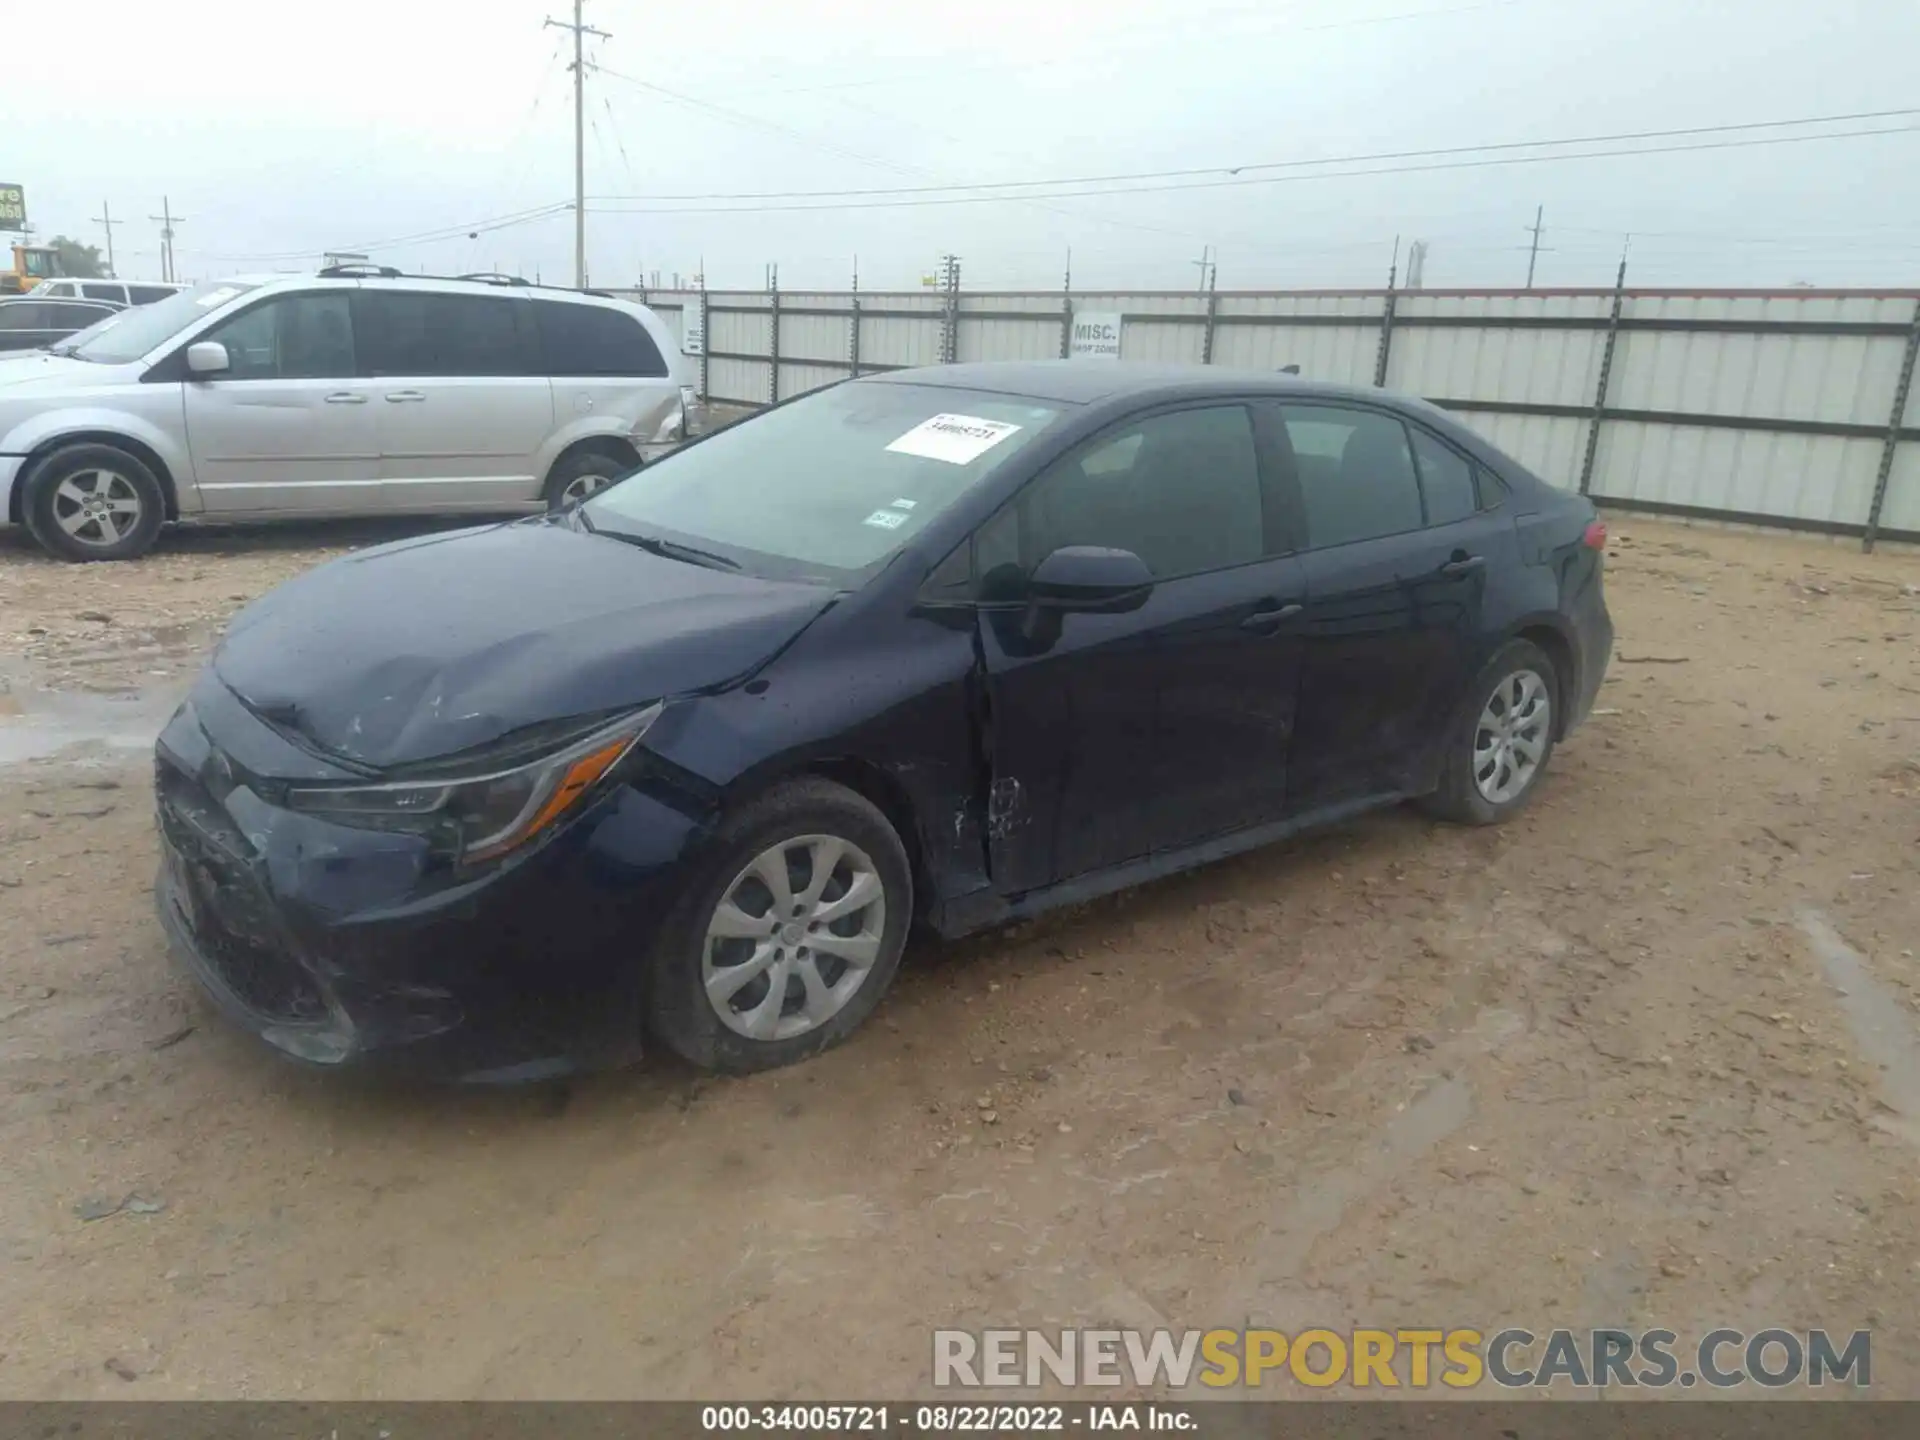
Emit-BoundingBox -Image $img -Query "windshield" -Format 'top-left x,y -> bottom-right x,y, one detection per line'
583,381 -> 1064,580
69,280 -> 261,364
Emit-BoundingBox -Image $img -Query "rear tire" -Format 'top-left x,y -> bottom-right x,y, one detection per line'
22,443 -> 166,562
647,779 -> 913,1074
543,449 -> 632,511
1420,639 -> 1559,826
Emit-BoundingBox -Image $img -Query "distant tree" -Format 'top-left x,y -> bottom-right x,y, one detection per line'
46,235 -> 105,278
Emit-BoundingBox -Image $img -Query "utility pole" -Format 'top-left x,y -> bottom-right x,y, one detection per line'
1524,205 -> 1546,289
148,197 -> 183,283
1192,243 -> 1214,292
546,0 -> 610,289
92,201 -> 121,277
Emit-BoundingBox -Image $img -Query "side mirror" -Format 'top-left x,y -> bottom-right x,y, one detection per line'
1029,546 -> 1153,612
186,341 -> 230,377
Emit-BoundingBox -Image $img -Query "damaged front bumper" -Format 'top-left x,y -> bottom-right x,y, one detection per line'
152,675 -> 704,1082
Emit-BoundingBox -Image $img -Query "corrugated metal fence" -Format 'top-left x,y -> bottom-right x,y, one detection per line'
621,282 -> 1920,550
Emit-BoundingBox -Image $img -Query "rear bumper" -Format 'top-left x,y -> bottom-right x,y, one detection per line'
1565,595 -> 1614,734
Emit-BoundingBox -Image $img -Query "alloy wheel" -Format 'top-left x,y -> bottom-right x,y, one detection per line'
51,469 -> 145,549
560,471 -> 613,506
1473,669 -> 1551,805
702,834 -> 888,1042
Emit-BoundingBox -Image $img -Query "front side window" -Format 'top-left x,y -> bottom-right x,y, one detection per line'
584,382 -> 1063,581
978,405 -> 1264,586
202,293 -> 356,380
358,291 -> 532,377
535,300 -> 668,377
1281,404 -> 1423,549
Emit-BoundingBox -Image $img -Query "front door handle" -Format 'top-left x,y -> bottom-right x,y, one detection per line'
385,390 -> 427,403
1440,554 -> 1486,576
1241,603 -> 1303,632
324,391 -> 368,405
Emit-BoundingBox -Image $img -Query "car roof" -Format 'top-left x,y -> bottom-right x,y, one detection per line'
858,359 -> 1413,411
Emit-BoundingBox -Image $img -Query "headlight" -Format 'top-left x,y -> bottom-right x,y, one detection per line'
285,704 -> 661,864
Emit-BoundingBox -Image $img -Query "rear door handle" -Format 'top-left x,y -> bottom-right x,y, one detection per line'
324,392 -> 368,405
1440,555 -> 1485,576
1240,603 -> 1303,631
385,390 -> 426,403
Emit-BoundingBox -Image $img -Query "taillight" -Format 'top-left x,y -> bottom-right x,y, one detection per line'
1582,520 -> 1608,550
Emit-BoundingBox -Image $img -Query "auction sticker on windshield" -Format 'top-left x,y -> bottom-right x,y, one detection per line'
886,414 -> 1022,465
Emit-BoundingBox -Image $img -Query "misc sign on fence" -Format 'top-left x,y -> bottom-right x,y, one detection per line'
681,308 -> 705,356
1069,311 -> 1122,360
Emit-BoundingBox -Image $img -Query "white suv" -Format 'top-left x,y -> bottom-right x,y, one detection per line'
0,268 -> 696,561
30,279 -> 184,306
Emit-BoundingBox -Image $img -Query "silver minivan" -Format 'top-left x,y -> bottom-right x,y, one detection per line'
0,268 -> 696,561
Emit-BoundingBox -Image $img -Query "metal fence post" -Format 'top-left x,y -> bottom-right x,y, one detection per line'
768,263 -> 780,406
1579,258 -> 1629,497
1864,297 -> 1920,552
696,278 -> 709,403
939,254 -> 962,364
849,294 -> 862,378
1372,260 -> 1398,388
1201,285 -> 1218,365
1059,252 -> 1073,359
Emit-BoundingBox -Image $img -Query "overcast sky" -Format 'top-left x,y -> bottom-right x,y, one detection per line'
9,0 -> 1919,292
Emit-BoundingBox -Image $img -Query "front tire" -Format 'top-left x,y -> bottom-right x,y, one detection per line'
647,779 -> 913,1073
22,443 -> 166,562
1421,639 -> 1559,826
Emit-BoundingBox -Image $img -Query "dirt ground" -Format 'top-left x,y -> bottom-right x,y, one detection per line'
1,513 -> 1917,1401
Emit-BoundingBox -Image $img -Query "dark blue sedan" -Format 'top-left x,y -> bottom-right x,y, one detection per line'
154,362 -> 1612,1080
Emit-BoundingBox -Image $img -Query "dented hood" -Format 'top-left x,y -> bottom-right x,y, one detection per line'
214,519 -> 836,770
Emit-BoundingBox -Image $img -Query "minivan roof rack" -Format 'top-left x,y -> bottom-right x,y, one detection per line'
458,271 -> 531,287
319,262 -> 402,278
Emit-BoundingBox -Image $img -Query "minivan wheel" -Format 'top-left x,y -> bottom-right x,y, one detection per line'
23,444 -> 166,562
544,450 -> 631,511
1420,639 -> 1559,826
648,778 -> 912,1074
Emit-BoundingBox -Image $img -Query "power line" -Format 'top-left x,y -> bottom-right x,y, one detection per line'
749,0 -> 1525,96
585,107 -> 1920,203
588,121 -> 1920,215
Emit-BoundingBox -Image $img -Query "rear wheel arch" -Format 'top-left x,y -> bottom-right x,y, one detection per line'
542,434 -> 643,509
1513,621 -> 1576,739
13,431 -> 180,525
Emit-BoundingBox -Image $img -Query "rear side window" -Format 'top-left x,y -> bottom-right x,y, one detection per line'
1409,426 -> 1480,526
357,291 -> 535,377
535,300 -> 668,377
0,304 -> 46,330
1280,404 -> 1423,549
128,285 -> 175,305
81,283 -> 125,303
